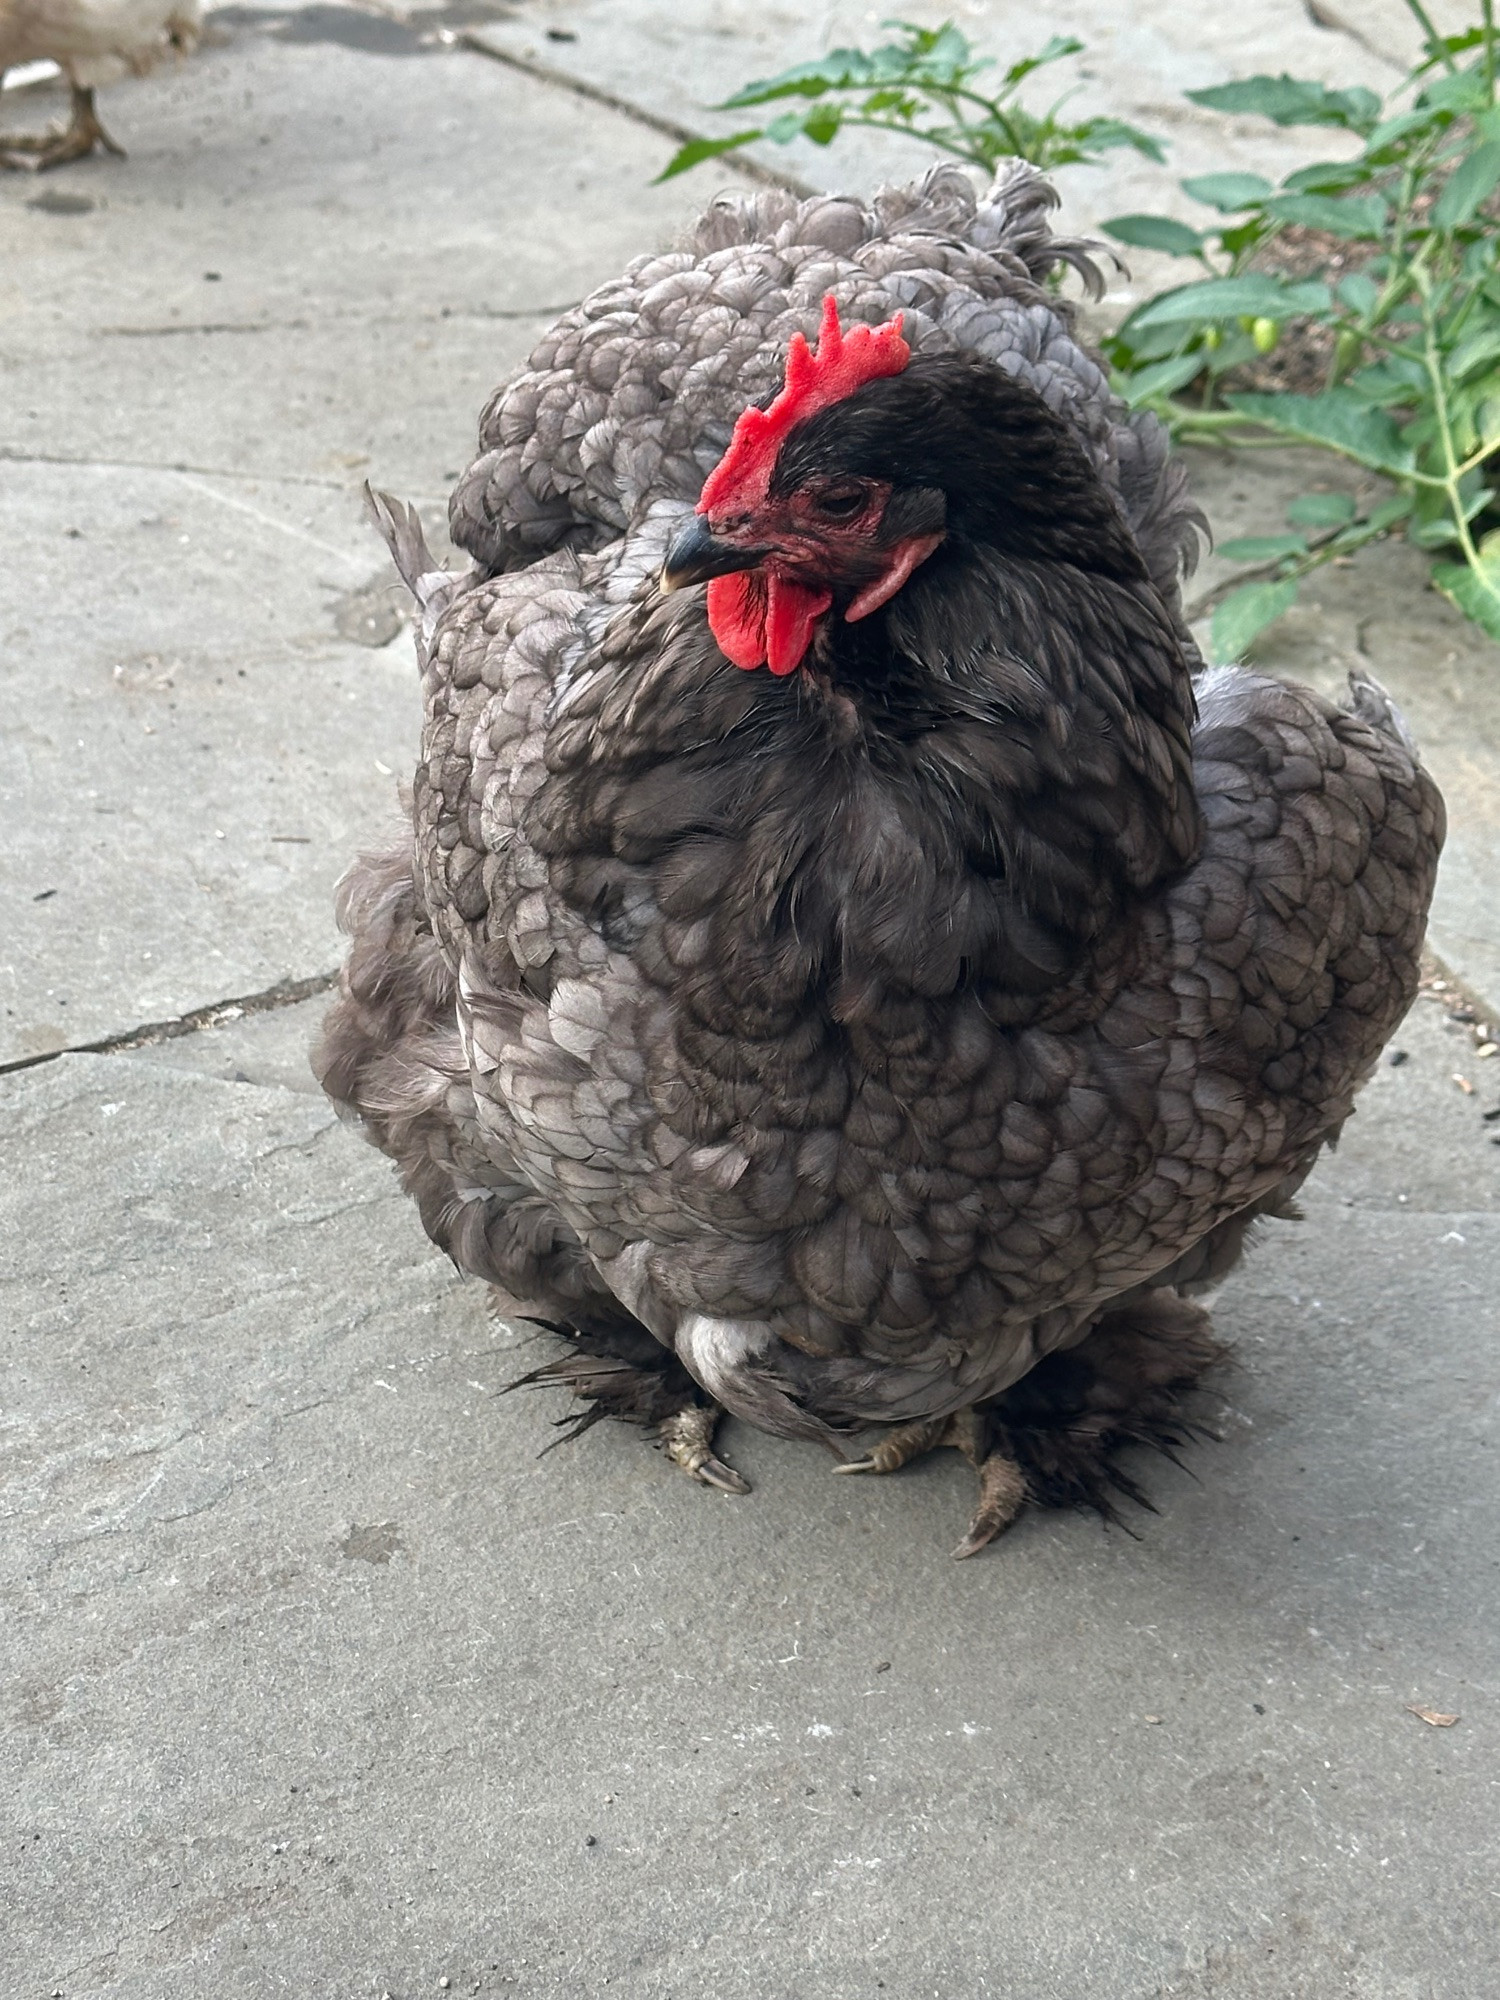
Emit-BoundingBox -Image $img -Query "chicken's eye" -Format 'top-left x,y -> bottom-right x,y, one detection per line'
805,483 -> 869,523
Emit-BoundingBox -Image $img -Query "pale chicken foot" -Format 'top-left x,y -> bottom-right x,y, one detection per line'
835,1407 -> 1028,1560
659,1402 -> 751,1495
0,84 -> 126,170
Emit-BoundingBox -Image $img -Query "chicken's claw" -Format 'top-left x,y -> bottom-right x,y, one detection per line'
659,1404 -> 751,1495
951,1452 -> 1028,1560
835,1408 -> 1029,1558
834,1415 -> 949,1475
0,85 -> 125,172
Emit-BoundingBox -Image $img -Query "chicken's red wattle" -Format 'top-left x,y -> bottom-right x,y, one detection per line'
707,570 -> 832,676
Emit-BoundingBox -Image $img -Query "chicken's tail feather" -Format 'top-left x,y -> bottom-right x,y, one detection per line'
975,158 -> 1116,301
364,484 -> 458,632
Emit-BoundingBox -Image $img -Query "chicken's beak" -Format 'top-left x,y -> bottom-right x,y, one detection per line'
660,516 -> 766,593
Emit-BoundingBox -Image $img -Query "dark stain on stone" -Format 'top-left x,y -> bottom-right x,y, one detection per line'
13,1682 -> 64,1727
213,1 -> 516,56
334,573 -> 406,648
27,190 -> 94,216
340,1522 -> 403,1564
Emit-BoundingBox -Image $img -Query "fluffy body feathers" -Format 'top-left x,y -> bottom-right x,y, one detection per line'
318,165 -> 1442,1517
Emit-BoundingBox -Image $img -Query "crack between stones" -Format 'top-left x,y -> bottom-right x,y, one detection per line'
92,303 -> 576,337
435,24 -> 816,197
1303,0 -> 1407,69
0,444 -> 356,489
0,969 -> 339,1079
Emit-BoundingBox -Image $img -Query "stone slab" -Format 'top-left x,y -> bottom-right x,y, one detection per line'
4,11 -> 1500,1990
1,995 -> 1496,1998
121,989 -> 332,1092
464,0 -> 1475,306
0,6 -> 706,1065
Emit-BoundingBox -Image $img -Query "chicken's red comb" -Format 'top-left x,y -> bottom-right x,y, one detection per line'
698,296 -> 910,516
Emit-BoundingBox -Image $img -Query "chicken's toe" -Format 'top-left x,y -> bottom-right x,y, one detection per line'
659,1403 -> 751,1495
951,1452 -> 1029,1560
833,1407 -> 1030,1556
832,1414 -> 949,1475
1,85 -> 125,171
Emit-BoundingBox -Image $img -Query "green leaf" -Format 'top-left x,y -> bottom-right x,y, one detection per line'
1411,25 -> 1489,75
1364,107 -> 1445,155
1432,550 -> 1500,642
1115,353 -> 1206,404
1448,326 -> 1500,382
1365,493 -> 1415,533
1180,171 -> 1273,211
1263,192 -> 1388,239
1411,513 -> 1462,549
1348,357 -> 1427,406
1103,213 -> 1205,255
1459,471 -> 1494,520
1186,75 -> 1381,135
1218,217 -> 1270,259
1432,140 -> 1500,229
1218,533 -> 1309,562
1109,318 -> 1203,364
1073,117 -> 1166,162
721,50 -> 873,106
1001,33 -> 1081,85
917,23 -> 979,68
1223,389 -> 1416,475
1210,577 -> 1301,663
863,87 -> 917,114
655,129 -> 764,180
1285,491 -> 1358,528
1200,330 -> 1261,376
1418,71 -> 1493,117
1280,159 -> 1373,195
1126,274 -> 1332,333
1336,272 -> 1380,317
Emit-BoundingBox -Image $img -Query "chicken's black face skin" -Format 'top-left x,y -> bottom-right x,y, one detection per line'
668,352 -> 1176,712
771,350 -> 1149,593
664,352 -> 1153,631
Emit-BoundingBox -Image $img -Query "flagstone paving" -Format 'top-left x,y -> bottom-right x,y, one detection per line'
3,8 -> 1497,1995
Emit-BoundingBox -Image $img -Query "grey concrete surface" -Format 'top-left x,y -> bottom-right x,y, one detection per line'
4,1001 -> 1497,2000
0,3 -> 698,1063
464,0 -> 1474,305
5,4 -> 1500,1995
123,989 -> 334,1092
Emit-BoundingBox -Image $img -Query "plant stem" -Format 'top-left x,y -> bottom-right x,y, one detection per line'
1415,261 -> 1500,606
1189,516 -> 1386,616
836,114 -> 991,169
1402,0 -> 1457,72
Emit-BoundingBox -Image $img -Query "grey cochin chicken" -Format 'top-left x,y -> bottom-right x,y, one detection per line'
1,0 -> 199,168
316,164 -> 1443,1559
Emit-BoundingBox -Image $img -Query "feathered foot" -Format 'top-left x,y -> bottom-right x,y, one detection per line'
836,1408 -> 1027,1560
0,85 -> 126,171
503,1311 -> 751,1495
836,1290 -> 1227,1559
